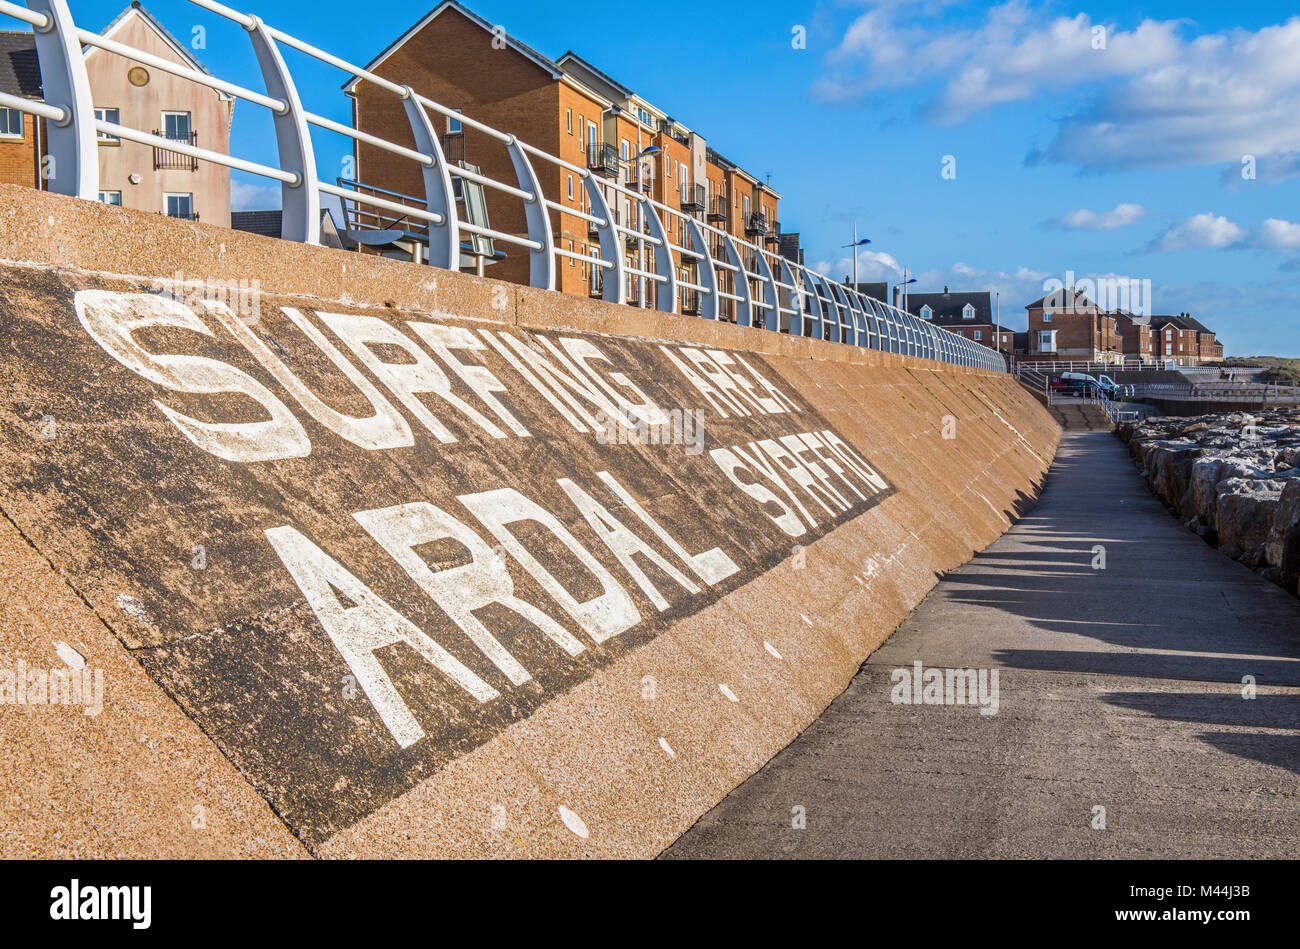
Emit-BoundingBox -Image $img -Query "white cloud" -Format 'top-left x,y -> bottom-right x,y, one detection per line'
1144,213 -> 1245,252
1246,218 -> 1300,252
1048,203 -> 1147,231
231,179 -> 281,211
813,2 -> 1300,177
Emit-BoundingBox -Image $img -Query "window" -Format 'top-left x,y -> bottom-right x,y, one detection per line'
567,174 -> 573,199
161,111 -> 191,141
962,303 -> 975,320
449,109 -> 462,134
1038,330 -> 1056,351
1043,312 -> 1052,322
637,107 -> 652,125
0,107 -> 23,138
620,139 -> 629,161
587,120 -> 597,149
94,108 -> 120,142
98,191 -> 122,205
568,239 -> 574,266
920,305 -> 932,320
973,329 -> 982,340
164,192 -> 194,219
565,108 -> 572,133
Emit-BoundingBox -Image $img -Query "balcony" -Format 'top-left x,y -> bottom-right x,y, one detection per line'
745,212 -> 767,236
707,196 -> 727,222
681,183 -> 706,212
440,131 -> 465,165
152,130 -> 198,171
587,142 -> 619,178
764,220 -> 781,244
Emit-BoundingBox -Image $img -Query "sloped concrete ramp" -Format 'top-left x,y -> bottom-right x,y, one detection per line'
0,188 -> 1058,857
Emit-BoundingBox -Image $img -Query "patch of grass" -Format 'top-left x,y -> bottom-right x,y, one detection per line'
1214,356 -> 1300,386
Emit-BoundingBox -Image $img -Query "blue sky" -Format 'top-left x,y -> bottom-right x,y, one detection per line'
66,0 -> 1300,356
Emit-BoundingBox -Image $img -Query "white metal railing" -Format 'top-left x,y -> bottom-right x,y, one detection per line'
0,0 -> 1007,372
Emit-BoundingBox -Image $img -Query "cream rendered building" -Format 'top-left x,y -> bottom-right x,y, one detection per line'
85,2 -> 233,227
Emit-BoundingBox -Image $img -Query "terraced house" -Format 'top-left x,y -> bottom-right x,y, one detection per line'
345,0 -> 782,318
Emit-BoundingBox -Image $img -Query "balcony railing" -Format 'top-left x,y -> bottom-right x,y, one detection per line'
440,131 -> 465,165
681,183 -> 706,211
152,130 -> 198,171
764,220 -> 781,243
707,196 -> 727,222
587,142 -> 619,178
745,212 -> 767,236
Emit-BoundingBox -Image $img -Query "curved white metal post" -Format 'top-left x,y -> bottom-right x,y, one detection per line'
829,283 -> 857,346
28,0 -> 97,199
865,297 -> 886,350
684,218 -> 718,319
584,177 -> 625,305
778,258 -> 802,336
401,88 -> 459,270
753,251 -> 781,332
506,137 -> 554,290
800,269 -> 825,339
638,197 -> 677,313
246,17 -> 319,244
846,289 -> 870,347
814,274 -> 841,344
721,234 -> 753,326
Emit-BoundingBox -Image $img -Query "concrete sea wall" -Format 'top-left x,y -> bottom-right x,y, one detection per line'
0,186 -> 1059,857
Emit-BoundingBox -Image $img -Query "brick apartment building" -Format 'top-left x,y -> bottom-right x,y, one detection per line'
1113,310 -> 1154,363
1027,288 -> 1224,365
0,31 -> 45,189
1151,313 -> 1222,365
1026,287 -> 1123,363
0,4 -> 232,225
346,0 -> 782,317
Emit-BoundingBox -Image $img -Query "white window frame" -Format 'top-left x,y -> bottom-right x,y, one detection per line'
163,192 -> 194,219
962,303 -> 975,320
1043,312 -> 1052,323
973,329 -> 982,340
0,106 -> 26,139
920,304 -> 932,320
98,190 -> 122,205
565,108 -> 572,133
449,108 -> 463,134
161,110 -> 191,141
94,107 -> 120,142
1038,329 -> 1056,351
567,173 -> 573,200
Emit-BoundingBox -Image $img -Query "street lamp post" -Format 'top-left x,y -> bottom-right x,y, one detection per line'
842,224 -> 871,288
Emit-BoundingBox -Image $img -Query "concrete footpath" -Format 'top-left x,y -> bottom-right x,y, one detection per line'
664,429 -> 1300,858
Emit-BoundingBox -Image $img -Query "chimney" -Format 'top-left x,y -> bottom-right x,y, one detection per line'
893,286 -> 900,307
943,285 -> 949,296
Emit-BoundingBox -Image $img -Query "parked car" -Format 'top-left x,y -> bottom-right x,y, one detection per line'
1059,371 -> 1120,398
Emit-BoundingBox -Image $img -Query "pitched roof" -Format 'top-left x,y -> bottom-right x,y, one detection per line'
89,3 -> 223,89
555,51 -> 632,99
231,210 -> 282,239
847,281 -> 889,304
1025,287 -> 1097,311
0,31 -> 41,99
904,290 -> 995,325
1152,313 -> 1213,334
343,1 -> 563,93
